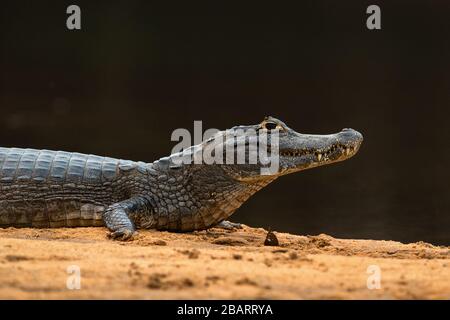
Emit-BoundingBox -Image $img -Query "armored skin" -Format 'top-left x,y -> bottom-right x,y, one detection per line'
0,117 -> 363,240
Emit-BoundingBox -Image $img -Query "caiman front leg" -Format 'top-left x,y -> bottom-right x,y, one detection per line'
103,197 -> 151,241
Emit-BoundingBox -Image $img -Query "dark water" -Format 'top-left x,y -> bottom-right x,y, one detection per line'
1,1 -> 449,244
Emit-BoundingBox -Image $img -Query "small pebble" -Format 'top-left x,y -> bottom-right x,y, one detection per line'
264,230 -> 279,246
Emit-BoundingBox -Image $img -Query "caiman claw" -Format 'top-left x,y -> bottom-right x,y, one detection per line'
107,229 -> 136,241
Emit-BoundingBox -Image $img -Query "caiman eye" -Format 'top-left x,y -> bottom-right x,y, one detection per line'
263,121 -> 278,130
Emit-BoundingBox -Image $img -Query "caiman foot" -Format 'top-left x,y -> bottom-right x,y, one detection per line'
107,229 -> 136,241
215,220 -> 243,230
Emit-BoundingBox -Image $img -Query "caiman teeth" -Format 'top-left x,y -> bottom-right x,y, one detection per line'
281,143 -> 356,159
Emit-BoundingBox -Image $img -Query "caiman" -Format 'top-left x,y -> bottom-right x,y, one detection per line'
0,117 -> 363,240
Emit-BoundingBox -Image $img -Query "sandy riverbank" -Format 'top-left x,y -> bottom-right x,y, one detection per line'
0,225 -> 448,299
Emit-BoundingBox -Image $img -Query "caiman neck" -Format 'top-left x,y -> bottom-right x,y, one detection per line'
148,160 -> 277,229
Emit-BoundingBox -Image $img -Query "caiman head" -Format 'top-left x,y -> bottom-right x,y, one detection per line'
265,116 -> 363,175
165,116 -> 363,181
194,116 -> 364,181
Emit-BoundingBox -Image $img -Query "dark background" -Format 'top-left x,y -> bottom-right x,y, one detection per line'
1,1 -> 449,244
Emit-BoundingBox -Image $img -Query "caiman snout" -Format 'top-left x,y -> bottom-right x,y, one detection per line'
338,128 -> 363,148
324,128 -> 363,161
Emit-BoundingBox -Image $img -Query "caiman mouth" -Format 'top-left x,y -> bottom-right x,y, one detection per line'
280,143 -> 359,162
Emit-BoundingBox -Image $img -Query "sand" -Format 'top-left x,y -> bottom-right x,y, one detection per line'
0,225 -> 448,299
